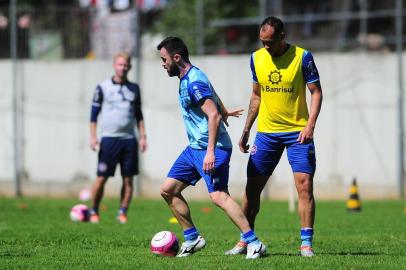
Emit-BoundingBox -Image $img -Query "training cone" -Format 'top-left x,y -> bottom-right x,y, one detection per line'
346,178 -> 361,212
168,216 -> 178,224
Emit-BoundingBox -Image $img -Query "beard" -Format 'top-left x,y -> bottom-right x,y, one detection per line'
167,61 -> 180,77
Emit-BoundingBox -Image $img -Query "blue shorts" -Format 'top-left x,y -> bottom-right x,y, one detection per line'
167,146 -> 232,193
247,132 -> 316,177
97,137 -> 138,177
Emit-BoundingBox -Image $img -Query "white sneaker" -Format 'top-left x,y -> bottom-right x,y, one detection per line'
246,241 -> 266,259
225,241 -> 248,255
300,246 -> 315,257
177,236 -> 206,257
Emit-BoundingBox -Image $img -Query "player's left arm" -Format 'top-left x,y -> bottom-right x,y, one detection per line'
212,90 -> 243,127
134,86 -> 147,152
200,98 -> 222,175
298,81 -> 323,144
298,50 -> 323,144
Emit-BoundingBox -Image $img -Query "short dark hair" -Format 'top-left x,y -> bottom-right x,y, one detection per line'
260,16 -> 284,35
157,37 -> 190,63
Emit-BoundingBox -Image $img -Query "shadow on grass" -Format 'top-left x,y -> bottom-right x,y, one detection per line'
320,251 -> 382,256
0,251 -> 33,258
270,251 -> 381,256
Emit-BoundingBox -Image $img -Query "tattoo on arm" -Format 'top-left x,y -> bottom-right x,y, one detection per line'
243,84 -> 261,132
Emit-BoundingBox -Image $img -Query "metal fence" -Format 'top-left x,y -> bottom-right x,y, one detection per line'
0,5 -> 91,59
0,0 -> 405,59
208,0 -> 403,53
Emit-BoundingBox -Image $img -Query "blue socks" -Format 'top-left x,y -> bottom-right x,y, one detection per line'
242,230 -> 259,245
238,228 -> 313,247
119,207 -> 127,215
184,227 -> 199,242
300,227 -> 313,247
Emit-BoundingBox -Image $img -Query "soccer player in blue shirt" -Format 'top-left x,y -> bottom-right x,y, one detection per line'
157,37 -> 266,259
89,52 -> 147,224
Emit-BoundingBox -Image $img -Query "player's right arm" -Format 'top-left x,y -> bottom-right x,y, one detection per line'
239,53 -> 261,153
90,85 -> 103,151
90,122 -> 98,151
239,83 -> 261,153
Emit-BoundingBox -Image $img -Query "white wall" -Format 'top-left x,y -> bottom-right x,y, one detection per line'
0,52 -> 402,199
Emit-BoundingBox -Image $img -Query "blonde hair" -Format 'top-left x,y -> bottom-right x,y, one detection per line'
113,52 -> 131,63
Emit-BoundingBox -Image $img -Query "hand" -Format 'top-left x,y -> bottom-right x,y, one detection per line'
203,150 -> 215,175
139,136 -> 147,153
228,108 -> 244,117
297,125 -> 314,144
239,130 -> 250,153
222,108 -> 244,127
90,137 -> 99,151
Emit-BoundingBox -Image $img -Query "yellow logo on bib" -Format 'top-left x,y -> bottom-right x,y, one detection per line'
268,70 -> 282,84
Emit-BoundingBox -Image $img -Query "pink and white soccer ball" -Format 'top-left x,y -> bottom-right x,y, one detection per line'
70,204 -> 89,222
150,231 -> 179,257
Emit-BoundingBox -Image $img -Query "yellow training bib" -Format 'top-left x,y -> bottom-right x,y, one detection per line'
252,46 -> 309,133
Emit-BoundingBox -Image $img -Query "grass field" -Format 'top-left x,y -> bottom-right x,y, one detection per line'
0,198 -> 405,269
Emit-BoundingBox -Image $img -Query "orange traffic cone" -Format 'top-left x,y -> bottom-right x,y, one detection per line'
346,178 -> 361,212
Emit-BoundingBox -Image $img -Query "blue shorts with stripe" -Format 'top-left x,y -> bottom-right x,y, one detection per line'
247,132 -> 316,177
97,137 -> 138,177
167,146 -> 232,193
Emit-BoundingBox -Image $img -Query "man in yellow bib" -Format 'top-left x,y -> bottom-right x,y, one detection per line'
226,16 -> 323,257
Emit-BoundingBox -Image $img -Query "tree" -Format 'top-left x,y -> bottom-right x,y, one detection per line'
153,0 -> 259,54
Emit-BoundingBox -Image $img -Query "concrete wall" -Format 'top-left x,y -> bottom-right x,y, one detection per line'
0,52 -> 402,199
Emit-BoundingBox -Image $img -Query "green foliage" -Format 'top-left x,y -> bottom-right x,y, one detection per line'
153,0 -> 259,54
154,0 -> 198,54
1,198 -> 406,269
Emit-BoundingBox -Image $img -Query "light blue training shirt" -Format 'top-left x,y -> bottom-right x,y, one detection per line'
178,66 -> 232,150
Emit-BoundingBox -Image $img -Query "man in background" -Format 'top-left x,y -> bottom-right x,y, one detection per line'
89,52 -> 147,224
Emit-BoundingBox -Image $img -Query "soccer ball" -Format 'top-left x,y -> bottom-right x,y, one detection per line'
70,204 -> 89,222
150,231 -> 179,257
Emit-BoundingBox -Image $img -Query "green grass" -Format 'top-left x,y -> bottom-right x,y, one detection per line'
0,198 -> 405,269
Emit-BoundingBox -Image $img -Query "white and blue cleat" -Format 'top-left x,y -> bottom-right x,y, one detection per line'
246,241 -> 267,259
177,236 -> 206,257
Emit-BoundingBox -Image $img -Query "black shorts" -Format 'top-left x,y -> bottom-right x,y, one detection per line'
97,137 -> 139,177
